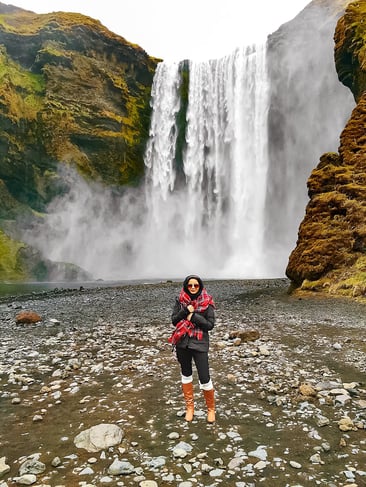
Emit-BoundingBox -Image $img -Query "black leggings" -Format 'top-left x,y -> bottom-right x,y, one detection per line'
176,347 -> 210,385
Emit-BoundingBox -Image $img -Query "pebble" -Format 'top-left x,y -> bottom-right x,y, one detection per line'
1,281 -> 366,486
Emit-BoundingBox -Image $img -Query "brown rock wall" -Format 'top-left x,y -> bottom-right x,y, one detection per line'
287,76 -> 366,294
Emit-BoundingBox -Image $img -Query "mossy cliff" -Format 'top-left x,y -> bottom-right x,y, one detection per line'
286,1 -> 366,298
0,3 -> 160,280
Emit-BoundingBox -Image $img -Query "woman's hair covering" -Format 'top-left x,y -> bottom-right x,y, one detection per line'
183,275 -> 204,297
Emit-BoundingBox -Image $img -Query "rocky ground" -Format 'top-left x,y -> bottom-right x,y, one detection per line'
0,278 -> 366,487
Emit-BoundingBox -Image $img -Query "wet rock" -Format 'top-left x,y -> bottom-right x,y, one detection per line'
15,311 -> 41,324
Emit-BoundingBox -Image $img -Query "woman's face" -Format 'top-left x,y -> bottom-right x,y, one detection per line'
187,279 -> 200,295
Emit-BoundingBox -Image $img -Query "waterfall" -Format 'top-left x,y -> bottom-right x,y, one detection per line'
23,27 -> 353,281
144,44 -> 270,278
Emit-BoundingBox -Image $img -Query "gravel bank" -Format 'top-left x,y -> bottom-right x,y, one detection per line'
0,278 -> 366,487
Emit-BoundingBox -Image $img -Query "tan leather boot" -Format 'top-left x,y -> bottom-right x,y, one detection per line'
203,388 -> 215,423
182,382 -> 194,421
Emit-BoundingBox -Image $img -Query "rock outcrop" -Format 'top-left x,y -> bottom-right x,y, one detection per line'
286,1 -> 366,298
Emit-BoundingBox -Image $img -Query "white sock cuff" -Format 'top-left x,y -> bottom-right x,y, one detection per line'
200,380 -> 213,391
181,375 -> 193,384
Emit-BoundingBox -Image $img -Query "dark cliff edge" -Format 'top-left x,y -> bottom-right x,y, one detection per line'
0,3 -> 160,281
286,0 -> 366,299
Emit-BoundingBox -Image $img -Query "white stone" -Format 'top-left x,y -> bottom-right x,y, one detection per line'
74,424 -> 124,452
0,457 -> 10,477
14,474 -> 37,485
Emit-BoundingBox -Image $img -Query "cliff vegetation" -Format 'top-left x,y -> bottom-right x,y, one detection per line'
0,3 -> 160,280
286,0 -> 366,299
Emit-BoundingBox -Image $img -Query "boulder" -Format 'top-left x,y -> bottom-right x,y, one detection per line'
15,311 -> 41,324
229,330 -> 260,342
74,423 -> 124,452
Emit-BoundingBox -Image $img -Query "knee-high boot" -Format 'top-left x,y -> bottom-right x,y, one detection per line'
203,388 -> 215,423
182,382 -> 194,421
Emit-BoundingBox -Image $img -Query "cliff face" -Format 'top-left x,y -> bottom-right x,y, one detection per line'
0,3 -> 159,280
266,0 -> 353,267
286,1 -> 366,297
0,4 -> 159,210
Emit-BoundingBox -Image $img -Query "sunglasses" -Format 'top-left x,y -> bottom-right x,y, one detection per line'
188,283 -> 199,288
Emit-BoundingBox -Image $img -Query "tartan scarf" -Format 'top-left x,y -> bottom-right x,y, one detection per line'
168,288 -> 215,345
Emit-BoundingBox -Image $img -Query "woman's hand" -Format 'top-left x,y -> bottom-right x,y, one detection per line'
187,313 -> 193,321
187,305 -> 194,313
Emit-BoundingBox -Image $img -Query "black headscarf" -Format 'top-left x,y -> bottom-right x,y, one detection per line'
183,274 -> 204,299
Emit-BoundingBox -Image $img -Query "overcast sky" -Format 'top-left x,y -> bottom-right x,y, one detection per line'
7,0 -> 311,61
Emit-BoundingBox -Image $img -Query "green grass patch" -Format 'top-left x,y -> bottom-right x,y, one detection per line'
0,230 -> 27,281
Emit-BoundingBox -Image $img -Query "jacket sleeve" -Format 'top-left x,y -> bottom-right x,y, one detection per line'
171,298 -> 189,326
190,305 -> 215,331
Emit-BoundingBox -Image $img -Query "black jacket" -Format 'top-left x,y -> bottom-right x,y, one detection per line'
171,298 -> 215,352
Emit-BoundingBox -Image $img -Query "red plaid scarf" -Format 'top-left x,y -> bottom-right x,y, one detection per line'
168,288 -> 215,345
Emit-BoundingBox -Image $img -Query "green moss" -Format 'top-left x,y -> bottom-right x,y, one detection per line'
354,255 -> 366,270
300,278 -> 329,292
0,48 -> 44,92
0,230 -> 27,281
0,47 -> 45,120
0,3 -> 159,214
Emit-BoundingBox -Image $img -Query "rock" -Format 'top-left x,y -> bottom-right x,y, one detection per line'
227,374 -> 237,384
254,460 -> 267,470
338,417 -> 355,432
15,311 -> 41,324
107,459 -> 135,475
229,330 -> 260,342
19,458 -> 46,476
49,318 -> 61,325
299,383 -> 317,397
355,399 -> 366,409
0,457 -> 10,477
172,448 -> 188,458
309,453 -> 322,464
13,474 -> 37,485
74,424 -> 124,452
248,447 -> 267,461
51,457 -> 62,467
209,468 -> 224,477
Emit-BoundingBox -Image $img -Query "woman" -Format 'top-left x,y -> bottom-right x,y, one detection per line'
169,275 -> 216,423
